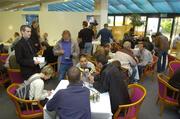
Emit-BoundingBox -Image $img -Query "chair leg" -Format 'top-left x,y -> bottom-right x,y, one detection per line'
159,101 -> 164,116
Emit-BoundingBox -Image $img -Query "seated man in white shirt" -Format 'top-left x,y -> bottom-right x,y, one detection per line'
134,42 -> 153,77
29,65 -> 54,106
76,54 -> 96,82
112,41 -> 139,83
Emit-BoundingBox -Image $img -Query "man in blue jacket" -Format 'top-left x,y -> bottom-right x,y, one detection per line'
46,66 -> 91,119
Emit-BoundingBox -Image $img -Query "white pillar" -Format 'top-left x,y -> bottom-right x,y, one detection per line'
94,0 -> 108,29
40,2 -> 48,12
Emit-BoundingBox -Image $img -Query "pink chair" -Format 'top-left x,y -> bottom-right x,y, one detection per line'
8,69 -> 24,84
0,53 -> 9,63
157,74 -> 179,116
114,84 -> 147,119
169,60 -> 180,77
7,83 -> 43,119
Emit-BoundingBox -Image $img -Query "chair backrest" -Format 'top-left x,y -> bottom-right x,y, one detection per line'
114,84 -> 146,119
7,84 -> 43,119
0,53 -> 9,63
8,69 -> 24,84
169,60 -> 180,77
157,74 -> 179,103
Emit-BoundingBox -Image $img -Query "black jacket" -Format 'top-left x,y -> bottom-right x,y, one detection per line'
30,27 -> 40,53
93,63 -> 131,114
15,37 -> 40,80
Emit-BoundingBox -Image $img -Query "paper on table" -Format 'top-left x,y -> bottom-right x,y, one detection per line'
33,57 -> 45,63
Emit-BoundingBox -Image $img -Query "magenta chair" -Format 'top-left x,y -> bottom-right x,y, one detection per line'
157,74 -> 179,116
8,69 -> 24,84
169,60 -> 180,77
7,84 -> 43,119
114,84 -> 147,119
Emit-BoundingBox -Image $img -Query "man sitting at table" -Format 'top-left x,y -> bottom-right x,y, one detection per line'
76,54 -> 96,82
46,66 -> 91,119
89,54 -> 131,114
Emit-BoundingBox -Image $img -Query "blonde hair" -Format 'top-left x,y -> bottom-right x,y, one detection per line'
41,65 -> 54,78
123,41 -> 131,49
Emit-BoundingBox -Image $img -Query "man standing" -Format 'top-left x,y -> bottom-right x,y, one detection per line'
53,30 -> 79,80
47,66 -> 91,119
96,23 -> 113,46
15,25 -> 40,80
30,21 -> 41,53
155,32 -> 169,73
78,21 -> 95,54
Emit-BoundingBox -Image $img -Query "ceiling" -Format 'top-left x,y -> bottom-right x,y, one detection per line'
1,0 -> 180,14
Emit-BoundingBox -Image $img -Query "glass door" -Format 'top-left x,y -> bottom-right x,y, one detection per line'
160,18 -> 173,40
146,17 -> 159,38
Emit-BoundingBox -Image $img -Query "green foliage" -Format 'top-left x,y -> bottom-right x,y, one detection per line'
130,14 -> 143,27
161,19 -> 172,33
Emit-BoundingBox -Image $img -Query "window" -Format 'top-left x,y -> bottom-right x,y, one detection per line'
25,14 -> 39,25
108,16 -> 114,26
115,16 -> 123,26
125,16 -> 131,25
135,16 -> 146,36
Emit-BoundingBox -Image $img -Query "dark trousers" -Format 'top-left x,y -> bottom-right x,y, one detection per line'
157,51 -> 167,73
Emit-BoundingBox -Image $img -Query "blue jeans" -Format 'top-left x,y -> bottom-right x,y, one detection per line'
84,42 -> 92,55
157,51 -> 167,73
59,63 -> 73,80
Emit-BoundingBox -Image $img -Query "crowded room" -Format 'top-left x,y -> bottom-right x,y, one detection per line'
0,0 -> 180,119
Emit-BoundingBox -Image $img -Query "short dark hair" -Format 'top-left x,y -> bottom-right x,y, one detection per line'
79,54 -> 87,60
14,32 -> 20,37
83,21 -> 88,27
41,41 -> 50,48
20,25 -> 31,32
112,60 -> 121,71
67,66 -> 81,83
104,23 -> 108,27
95,54 -> 108,65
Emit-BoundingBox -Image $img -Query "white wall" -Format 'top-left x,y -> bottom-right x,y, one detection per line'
39,11 -> 88,45
0,11 -> 98,45
0,12 -> 25,42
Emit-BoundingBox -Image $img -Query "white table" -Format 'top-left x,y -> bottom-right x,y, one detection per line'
44,80 -> 112,119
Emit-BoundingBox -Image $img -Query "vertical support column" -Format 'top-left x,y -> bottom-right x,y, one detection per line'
94,0 -> 108,29
40,2 -> 48,12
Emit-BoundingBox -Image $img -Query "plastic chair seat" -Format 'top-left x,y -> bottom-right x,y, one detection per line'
22,109 -> 42,115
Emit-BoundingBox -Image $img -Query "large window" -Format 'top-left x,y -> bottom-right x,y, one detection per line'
125,16 -> 131,25
146,17 -> 159,37
160,18 -> 173,40
25,14 -> 39,25
108,16 -> 114,26
135,16 -> 146,36
115,16 -> 123,26
173,17 -> 180,38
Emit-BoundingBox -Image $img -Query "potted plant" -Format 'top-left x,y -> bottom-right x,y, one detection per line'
130,14 -> 143,33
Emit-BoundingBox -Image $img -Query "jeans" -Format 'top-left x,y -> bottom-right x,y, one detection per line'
157,51 -> 167,73
138,65 -> 146,77
59,63 -> 73,80
130,66 -> 138,83
84,42 -> 92,55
